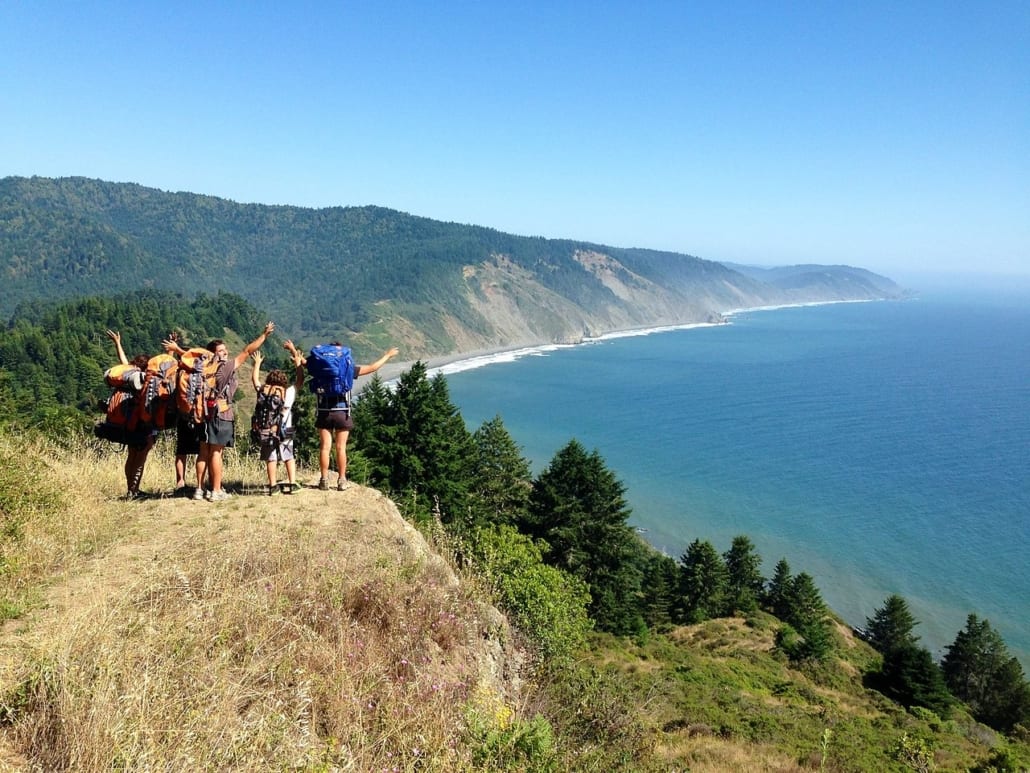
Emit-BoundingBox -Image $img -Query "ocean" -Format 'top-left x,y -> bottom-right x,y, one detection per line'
435,281 -> 1030,666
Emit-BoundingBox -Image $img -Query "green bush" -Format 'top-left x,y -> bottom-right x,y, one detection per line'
469,524 -> 592,660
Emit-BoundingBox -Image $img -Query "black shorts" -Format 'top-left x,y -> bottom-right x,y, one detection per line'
175,416 -> 202,456
202,417 -> 235,448
315,409 -> 353,432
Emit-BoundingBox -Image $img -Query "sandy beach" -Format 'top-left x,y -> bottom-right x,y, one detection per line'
357,298 -> 876,389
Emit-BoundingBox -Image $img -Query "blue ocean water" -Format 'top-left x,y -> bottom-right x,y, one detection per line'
441,286 -> 1030,666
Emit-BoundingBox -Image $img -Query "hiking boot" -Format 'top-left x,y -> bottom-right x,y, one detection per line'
337,479 -> 352,492
192,487 -> 206,501
318,478 -> 329,491
209,489 -> 232,502
281,482 -> 295,495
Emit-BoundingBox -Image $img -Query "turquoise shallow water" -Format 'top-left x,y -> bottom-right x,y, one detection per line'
440,288 -> 1030,665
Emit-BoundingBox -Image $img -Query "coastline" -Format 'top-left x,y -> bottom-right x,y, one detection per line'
361,297 -> 881,387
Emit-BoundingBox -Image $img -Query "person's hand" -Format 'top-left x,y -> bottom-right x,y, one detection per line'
283,339 -> 297,352
167,331 -> 180,343
162,338 -> 182,354
106,329 -> 121,344
385,347 -> 399,359
263,321 -> 275,336
252,350 -> 264,366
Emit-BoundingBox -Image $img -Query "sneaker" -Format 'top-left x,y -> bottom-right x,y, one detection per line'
192,488 -> 206,501
281,482 -> 295,495
337,479 -> 352,492
267,484 -> 278,497
209,489 -> 232,502
318,478 -> 329,491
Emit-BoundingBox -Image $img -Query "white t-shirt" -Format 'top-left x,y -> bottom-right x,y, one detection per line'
281,385 -> 296,430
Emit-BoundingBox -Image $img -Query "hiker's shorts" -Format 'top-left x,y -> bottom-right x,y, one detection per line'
202,417 -> 235,448
260,437 -> 295,463
315,409 -> 353,432
175,416 -> 202,456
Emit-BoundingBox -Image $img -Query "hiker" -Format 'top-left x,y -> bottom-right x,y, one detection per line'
250,342 -> 305,495
105,329 -> 156,499
165,322 -> 275,501
305,342 -> 399,491
167,331 -> 200,496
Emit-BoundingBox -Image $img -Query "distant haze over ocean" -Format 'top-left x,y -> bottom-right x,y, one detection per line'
440,285 -> 1030,666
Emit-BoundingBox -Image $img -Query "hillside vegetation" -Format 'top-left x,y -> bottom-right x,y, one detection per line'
0,176 -> 905,359
0,429 -> 1027,771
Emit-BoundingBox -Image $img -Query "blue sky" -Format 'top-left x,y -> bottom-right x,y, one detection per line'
3,1 -> 1028,280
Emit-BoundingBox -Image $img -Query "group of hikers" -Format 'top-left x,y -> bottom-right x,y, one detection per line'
99,322 -> 399,500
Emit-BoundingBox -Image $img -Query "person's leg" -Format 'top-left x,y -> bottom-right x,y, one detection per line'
175,455 -> 188,489
195,442 -> 211,498
266,458 -> 276,487
209,445 -> 225,493
318,428 -> 332,488
125,437 -> 155,496
125,447 -> 145,494
284,458 -> 296,486
335,429 -> 350,488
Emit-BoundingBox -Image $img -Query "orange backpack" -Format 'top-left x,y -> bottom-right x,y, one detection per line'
133,353 -> 179,430
104,363 -> 143,391
93,390 -> 149,445
176,348 -> 219,424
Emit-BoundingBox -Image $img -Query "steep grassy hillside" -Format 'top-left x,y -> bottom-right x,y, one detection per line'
0,430 -> 1023,771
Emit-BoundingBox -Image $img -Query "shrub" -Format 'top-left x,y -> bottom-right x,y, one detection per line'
469,524 -> 592,661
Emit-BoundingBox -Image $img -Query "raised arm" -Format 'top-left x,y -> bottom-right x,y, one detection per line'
357,347 -> 400,377
250,350 -> 263,390
235,321 -> 276,368
162,330 -> 186,357
106,329 -> 129,366
284,340 -> 306,390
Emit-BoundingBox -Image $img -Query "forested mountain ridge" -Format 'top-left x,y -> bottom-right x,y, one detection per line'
1,176 -> 906,358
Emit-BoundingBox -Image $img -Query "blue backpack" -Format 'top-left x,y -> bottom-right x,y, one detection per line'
307,344 -> 355,408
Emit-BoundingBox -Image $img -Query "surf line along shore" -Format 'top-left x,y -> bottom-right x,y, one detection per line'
358,298 -> 876,391
359,319 -> 729,391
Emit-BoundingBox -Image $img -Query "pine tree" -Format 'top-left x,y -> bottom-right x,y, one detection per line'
350,362 -> 474,524
866,594 -> 919,654
942,614 -> 1030,732
641,552 -> 680,631
723,535 -> 765,614
468,415 -> 532,529
526,439 -> 644,635
879,643 -> 953,716
779,572 -> 833,661
678,539 -> 729,623
765,557 -> 792,620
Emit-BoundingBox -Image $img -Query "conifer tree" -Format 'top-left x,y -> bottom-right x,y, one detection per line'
879,642 -> 953,716
640,552 -> 680,631
526,439 -> 644,635
468,415 -> 532,529
942,614 -> 1030,732
866,594 -> 919,654
351,362 -> 474,524
765,557 -> 792,620
678,539 -> 729,623
779,572 -> 833,661
723,535 -> 765,614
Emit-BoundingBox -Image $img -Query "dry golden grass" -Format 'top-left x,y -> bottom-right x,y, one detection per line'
0,435 -> 524,771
